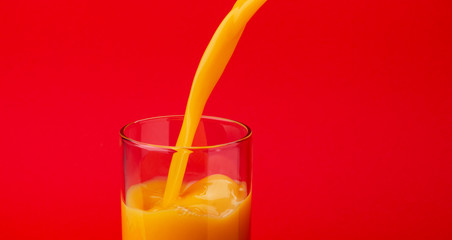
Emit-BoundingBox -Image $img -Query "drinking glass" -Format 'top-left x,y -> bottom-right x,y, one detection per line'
120,115 -> 252,240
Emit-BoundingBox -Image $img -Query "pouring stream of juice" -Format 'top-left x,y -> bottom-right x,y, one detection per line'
162,0 -> 266,207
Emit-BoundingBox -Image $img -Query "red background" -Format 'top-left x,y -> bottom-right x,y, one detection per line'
1,0 -> 451,239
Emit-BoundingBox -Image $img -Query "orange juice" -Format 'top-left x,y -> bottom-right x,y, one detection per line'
122,0 -> 265,239
122,175 -> 251,240
163,0 -> 266,206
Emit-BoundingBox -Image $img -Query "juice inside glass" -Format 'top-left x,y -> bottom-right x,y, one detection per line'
120,115 -> 252,240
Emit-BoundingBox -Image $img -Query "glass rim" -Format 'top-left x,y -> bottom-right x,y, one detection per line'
120,115 -> 252,150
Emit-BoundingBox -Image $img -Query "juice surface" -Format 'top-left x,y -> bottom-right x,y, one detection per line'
122,174 -> 251,240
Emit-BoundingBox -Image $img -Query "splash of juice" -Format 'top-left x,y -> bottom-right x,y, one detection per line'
162,0 -> 266,207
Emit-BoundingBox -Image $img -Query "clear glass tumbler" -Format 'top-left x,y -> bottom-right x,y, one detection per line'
120,115 -> 252,240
